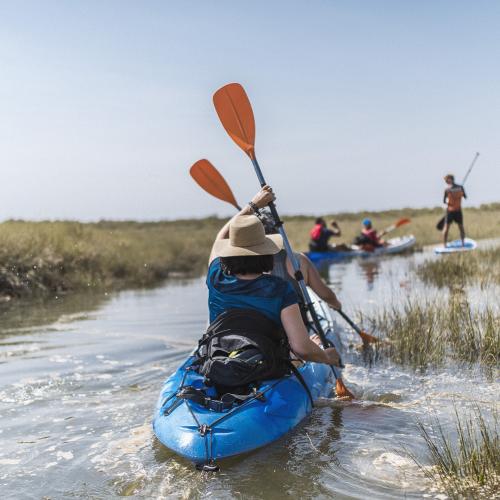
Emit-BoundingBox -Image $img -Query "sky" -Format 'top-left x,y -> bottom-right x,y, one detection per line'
1,1 -> 499,221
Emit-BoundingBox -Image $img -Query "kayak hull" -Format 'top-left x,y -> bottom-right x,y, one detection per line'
153,355 -> 334,463
152,291 -> 340,465
434,238 -> 477,254
306,235 -> 416,263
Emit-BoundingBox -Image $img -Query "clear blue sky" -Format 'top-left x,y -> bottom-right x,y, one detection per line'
1,1 -> 499,220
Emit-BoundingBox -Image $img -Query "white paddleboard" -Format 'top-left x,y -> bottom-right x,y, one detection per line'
434,238 -> 477,254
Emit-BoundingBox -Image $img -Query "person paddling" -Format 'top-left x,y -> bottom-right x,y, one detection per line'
206,202 -> 340,384
442,174 -> 467,247
356,218 -> 387,249
309,218 -> 342,252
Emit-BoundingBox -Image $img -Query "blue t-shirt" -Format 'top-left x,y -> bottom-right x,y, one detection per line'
206,258 -> 298,326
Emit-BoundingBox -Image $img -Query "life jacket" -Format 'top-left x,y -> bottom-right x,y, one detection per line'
196,308 -> 291,393
310,224 -> 323,241
362,228 -> 379,244
446,185 -> 464,212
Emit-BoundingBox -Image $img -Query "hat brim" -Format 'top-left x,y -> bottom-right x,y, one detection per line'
213,234 -> 283,258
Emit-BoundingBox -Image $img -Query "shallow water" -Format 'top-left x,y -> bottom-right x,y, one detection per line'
0,243 -> 498,499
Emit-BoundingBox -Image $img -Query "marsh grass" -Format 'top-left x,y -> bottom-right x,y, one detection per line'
365,295 -> 500,370
0,202 -> 498,301
0,219 -> 222,299
418,247 -> 500,289
416,406 -> 499,499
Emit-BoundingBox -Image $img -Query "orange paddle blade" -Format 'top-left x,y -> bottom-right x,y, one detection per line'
395,217 -> 411,228
190,159 -> 240,209
359,330 -> 379,344
213,83 -> 256,158
336,378 -> 355,400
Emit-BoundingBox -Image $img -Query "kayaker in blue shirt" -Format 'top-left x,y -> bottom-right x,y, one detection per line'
207,188 -> 340,367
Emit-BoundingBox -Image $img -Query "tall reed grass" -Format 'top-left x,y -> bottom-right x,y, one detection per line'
418,247 -> 500,289
0,219 -> 222,299
1,202 -> 498,301
416,406 -> 499,499
365,295 -> 499,370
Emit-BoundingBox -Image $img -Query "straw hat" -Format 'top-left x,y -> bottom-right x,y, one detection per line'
213,215 -> 283,257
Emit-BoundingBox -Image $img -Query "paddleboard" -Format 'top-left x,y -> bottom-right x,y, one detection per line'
434,238 -> 477,254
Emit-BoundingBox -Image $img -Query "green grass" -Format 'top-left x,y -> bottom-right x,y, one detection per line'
364,295 -> 500,370
0,219 -> 221,299
0,202 -> 499,301
417,247 -> 500,289
416,406 -> 499,499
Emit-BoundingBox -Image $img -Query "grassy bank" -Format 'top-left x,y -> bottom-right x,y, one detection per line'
417,247 -> 500,289
0,219 -> 220,300
416,406 -> 499,499
0,203 -> 499,301
364,295 -> 499,370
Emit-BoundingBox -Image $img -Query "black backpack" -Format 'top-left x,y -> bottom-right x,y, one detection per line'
196,309 -> 291,391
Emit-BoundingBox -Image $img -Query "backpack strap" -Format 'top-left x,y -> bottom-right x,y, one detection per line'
175,385 -> 265,413
288,362 -> 314,408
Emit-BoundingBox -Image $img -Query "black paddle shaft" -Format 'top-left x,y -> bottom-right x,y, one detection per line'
250,157 -> 343,373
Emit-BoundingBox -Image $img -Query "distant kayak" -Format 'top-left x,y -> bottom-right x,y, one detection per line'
434,238 -> 477,254
306,235 -> 417,263
152,289 -> 341,469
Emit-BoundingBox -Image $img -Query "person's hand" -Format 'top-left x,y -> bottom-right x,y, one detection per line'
324,347 -> 340,366
251,185 -> 275,210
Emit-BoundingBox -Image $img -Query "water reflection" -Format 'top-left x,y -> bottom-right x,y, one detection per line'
357,260 -> 381,290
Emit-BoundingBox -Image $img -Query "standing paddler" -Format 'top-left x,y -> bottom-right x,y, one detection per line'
442,174 -> 467,247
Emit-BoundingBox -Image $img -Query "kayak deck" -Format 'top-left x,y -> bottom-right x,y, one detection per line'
306,235 -> 416,263
152,291 -> 341,468
153,353 -> 334,465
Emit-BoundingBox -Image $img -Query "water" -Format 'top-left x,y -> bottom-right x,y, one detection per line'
0,245 -> 498,499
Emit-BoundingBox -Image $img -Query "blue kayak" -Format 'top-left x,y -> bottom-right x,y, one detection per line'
306,235 -> 416,264
152,290 -> 342,468
434,238 -> 477,254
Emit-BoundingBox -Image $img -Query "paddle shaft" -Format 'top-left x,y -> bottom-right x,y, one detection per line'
462,152 -> 480,185
336,309 -> 363,336
249,156 -> 343,376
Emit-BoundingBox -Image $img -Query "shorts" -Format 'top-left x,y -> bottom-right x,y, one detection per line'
445,210 -> 463,225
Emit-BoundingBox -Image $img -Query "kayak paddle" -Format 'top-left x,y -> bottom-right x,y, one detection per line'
213,82 -> 354,400
336,309 -> 378,344
191,159 -> 377,349
190,159 -> 241,210
436,152 -> 480,231
381,217 -> 411,236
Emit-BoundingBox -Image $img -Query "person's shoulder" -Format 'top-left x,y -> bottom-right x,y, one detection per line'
207,258 -> 221,281
208,257 -> 220,271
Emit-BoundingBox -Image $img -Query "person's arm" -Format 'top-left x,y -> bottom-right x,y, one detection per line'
329,221 -> 341,236
462,186 -> 467,199
281,304 -> 340,365
208,185 -> 276,264
299,254 -> 342,310
443,189 -> 448,205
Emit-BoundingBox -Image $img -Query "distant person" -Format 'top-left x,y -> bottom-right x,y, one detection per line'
442,174 -> 467,247
355,219 -> 387,249
257,212 -> 342,312
309,218 -> 342,252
